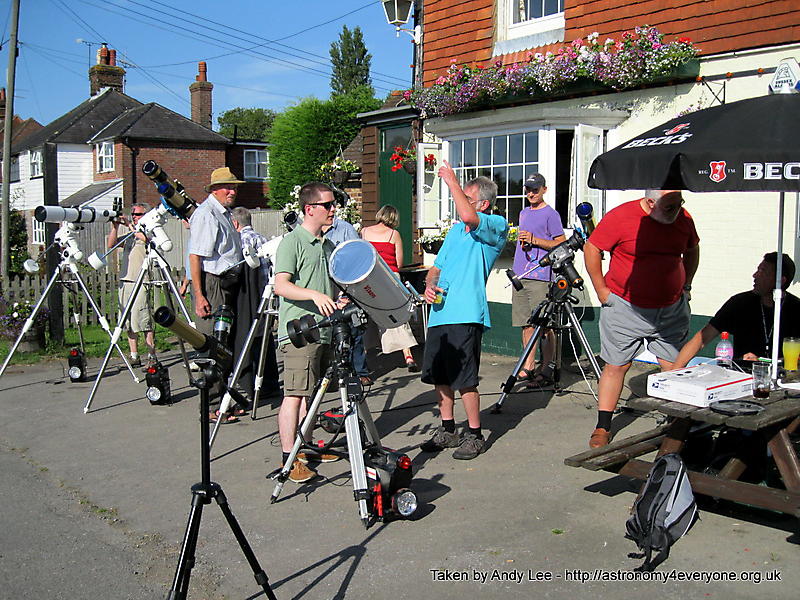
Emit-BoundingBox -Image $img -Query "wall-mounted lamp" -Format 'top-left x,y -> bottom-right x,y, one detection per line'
381,0 -> 421,44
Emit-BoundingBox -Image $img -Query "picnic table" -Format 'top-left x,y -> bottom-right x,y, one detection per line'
565,391 -> 800,516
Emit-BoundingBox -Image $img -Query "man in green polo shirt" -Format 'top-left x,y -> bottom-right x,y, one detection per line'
274,182 -> 339,482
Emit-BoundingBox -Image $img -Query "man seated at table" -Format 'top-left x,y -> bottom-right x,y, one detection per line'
672,252 -> 800,368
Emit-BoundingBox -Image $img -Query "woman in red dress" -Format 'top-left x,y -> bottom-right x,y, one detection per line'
360,205 -> 419,371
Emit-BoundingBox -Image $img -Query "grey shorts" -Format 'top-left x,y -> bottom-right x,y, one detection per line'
279,342 -> 332,397
118,281 -> 153,333
511,279 -> 550,327
599,293 -> 690,366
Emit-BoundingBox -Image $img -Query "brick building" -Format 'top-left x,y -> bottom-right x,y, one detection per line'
367,0 -> 800,355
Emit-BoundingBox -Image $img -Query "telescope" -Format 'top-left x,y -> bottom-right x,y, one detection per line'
141,160 -> 198,220
576,202 -> 596,237
154,306 -> 232,373
34,205 -> 119,224
328,239 -> 419,330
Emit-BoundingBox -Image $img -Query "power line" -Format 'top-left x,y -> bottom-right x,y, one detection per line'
20,41 -> 87,65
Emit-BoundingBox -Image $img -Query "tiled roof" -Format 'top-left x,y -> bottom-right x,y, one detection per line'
60,179 -> 123,207
89,103 -> 229,144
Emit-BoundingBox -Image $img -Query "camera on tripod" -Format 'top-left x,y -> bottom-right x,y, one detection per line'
506,230 -> 586,291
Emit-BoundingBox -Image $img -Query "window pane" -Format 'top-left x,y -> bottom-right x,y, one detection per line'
492,166 -> 507,196
508,166 -> 523,196
478,167 -> 491,178
450,141 -> 462,168
492,136 -> 507,164
494,197 -> 507,221
463,139 -> 477,167
544,0 -> 560,16
478,137 -> 491,166
524,132 -> 538,163
509,134 -> 523,162
532,0 -> 542,19
382,126 -> 411,152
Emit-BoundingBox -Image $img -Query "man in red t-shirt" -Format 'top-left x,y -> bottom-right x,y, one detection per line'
584,190 -> 700,448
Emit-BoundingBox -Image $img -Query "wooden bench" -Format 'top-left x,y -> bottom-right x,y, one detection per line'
565,391 -> 800,516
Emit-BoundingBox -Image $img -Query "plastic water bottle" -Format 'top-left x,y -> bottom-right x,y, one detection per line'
715,331 -> 734,368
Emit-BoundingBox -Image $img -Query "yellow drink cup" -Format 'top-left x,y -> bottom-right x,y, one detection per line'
783,337 -> 800,371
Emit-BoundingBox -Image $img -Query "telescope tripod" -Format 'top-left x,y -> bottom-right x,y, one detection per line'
491,276 -> 602,413
269,317 -> 383,528
84,243 -> 194,413
209,283 -> 278,448
0,255 -> 139,383
167,359 -> 276,600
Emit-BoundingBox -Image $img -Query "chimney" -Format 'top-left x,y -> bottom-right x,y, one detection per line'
89,43 -> 126,96
190,62 -> 213,130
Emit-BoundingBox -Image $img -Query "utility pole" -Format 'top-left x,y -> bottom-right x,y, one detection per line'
1,0 -> 21,290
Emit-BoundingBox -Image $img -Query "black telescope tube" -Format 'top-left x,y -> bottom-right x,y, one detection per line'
154,306 -> 232,372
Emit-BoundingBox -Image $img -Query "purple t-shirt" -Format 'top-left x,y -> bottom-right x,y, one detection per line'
512,204 -> 565,281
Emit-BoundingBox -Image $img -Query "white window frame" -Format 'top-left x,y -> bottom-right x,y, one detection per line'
495,0 -> 565,53
96,141 -> 115,173
243,149 -> 268,180
29,148 -> 43,178
32,215 -> 46,245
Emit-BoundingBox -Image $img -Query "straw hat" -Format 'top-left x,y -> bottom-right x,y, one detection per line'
205,167 -> 245,192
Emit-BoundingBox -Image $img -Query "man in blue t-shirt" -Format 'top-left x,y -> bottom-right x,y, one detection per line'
420,161 -> 509,460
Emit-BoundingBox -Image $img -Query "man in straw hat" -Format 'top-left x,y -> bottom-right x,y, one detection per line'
189,167 -> 246,420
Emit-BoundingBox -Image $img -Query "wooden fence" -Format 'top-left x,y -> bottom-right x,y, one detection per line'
4,209 -> 282,331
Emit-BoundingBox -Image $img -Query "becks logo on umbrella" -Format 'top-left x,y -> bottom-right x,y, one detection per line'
709,161 -> 727,182
664,123 -> 691,135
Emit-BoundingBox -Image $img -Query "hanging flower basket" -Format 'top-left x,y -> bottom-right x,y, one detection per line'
332,169 -> 351,186
421,239 -> 443,255
402,158 -> 417,175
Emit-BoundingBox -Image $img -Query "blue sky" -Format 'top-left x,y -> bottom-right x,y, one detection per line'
1,0 -> 415,127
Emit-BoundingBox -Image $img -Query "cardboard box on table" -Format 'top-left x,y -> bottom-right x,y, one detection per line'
647,365 -> 753,407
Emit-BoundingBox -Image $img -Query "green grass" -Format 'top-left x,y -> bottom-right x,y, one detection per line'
0,324 -> 174,366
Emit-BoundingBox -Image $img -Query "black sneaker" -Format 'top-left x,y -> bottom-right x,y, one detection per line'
452,433 -> 486,460
129,356 -> 142,368
420,426 -> 460,452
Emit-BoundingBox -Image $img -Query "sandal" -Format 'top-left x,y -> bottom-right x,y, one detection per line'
405,359 -> 420,372
526,371 -> 554,388
209,410 -> 239,424
359,376 -> 374,386
517,368 -> 535,381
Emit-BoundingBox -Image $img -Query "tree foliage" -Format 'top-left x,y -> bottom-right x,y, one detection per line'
8,210 -> 31,276
268,87 -> 381,208
217,107 -> 276,141
330,25 -> 373,97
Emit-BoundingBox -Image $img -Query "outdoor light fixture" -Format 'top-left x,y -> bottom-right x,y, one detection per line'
145,361 -> 171,405
381,0 -> 421,43
67,348 -> 87,382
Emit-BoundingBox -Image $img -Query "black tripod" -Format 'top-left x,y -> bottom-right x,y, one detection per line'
168,358 -> 276,600
491,274 -> 602,413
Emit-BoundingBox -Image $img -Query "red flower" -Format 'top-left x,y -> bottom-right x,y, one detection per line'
678,36 -> 692,44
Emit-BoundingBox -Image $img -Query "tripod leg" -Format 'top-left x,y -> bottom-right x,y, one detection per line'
341,381 -> 371,527
565,304 -> 603,380
213,485 -> 277,600
84,266 -> 149,413
252,310 -> 276,420
64,282 -> 86,352
0,268 -> 61,378
270,375 -> 332,503
209,312 -> 265,449
491,323 -> 547,414
166,490 -> 207,600
71,269 -> 140,383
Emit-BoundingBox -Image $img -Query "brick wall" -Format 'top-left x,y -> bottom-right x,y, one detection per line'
122,141 -> 227,209
225,144 -> 270,209
422,0 -> 800,85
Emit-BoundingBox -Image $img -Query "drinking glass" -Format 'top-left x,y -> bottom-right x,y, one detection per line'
782,337 -> 800,371
751,362 -> 771,399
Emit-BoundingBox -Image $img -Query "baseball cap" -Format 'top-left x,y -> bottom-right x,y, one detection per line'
524,173 -> 546,190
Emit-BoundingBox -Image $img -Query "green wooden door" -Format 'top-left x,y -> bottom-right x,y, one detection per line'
378,124 -> 413,265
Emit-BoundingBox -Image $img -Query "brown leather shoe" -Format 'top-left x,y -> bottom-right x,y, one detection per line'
589,427 -> 611,448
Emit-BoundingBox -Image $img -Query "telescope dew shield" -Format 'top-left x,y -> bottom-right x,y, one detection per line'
34,205 -> 119,224
329,239 -> 415,330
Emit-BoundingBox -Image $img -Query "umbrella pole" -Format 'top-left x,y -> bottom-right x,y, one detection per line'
770,191 -> 785,381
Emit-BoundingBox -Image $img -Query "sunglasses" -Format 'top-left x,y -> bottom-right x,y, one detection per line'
131,212 -> 146,217
308,201 -> 336,211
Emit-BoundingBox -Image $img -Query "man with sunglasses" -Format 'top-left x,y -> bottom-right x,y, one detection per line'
274,182 -> 340,482
107,203 -> 156,368
584,190 -> 700,448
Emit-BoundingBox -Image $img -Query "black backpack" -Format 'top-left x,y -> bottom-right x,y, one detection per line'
625,453 -> 698,571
